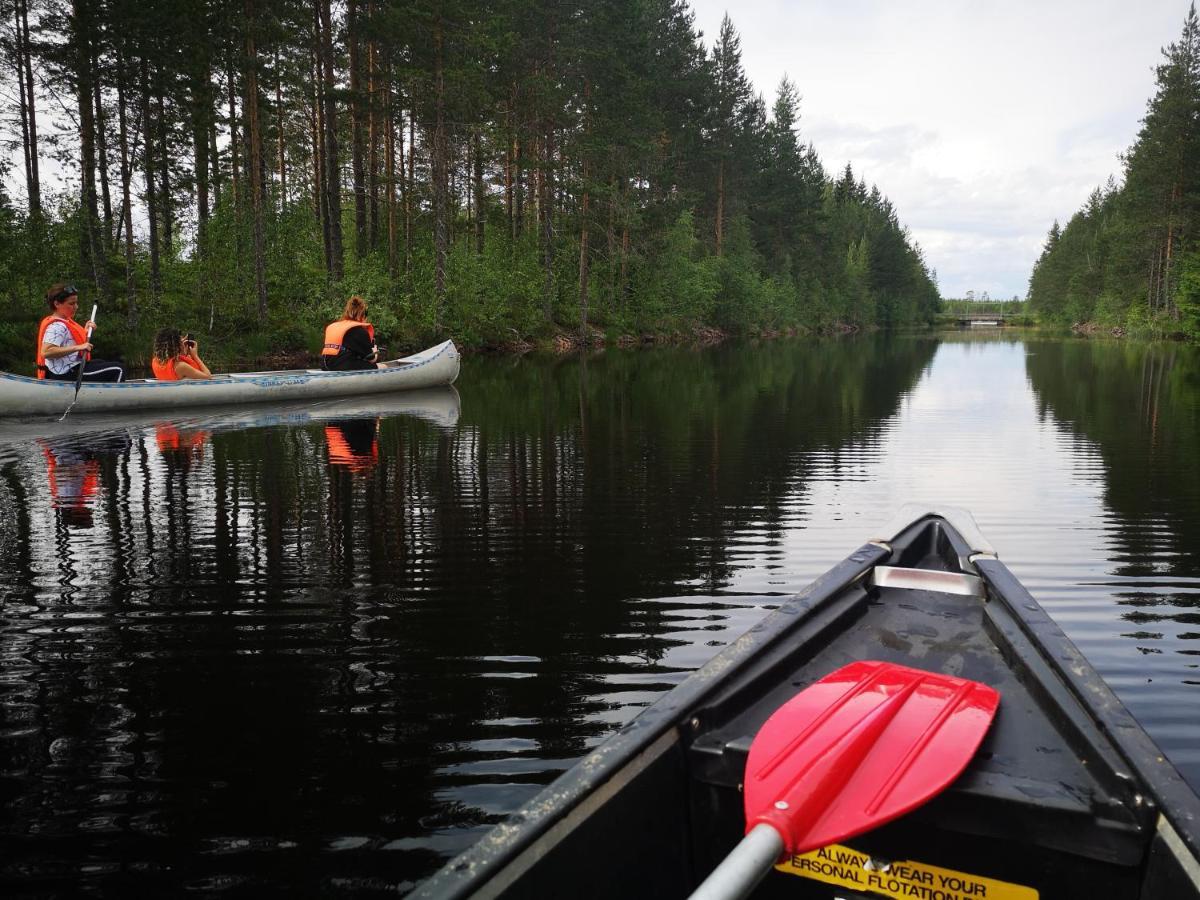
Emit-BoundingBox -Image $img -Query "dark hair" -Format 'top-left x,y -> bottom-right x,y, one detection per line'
46,283 -> 78,309
153,328 -> 183,364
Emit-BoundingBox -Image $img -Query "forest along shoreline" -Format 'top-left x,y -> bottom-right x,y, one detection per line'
3,3 -> 1197,379
0,6 -> 939,377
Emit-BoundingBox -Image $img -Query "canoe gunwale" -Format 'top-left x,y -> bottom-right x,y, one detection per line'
975,554 -> 1200,866
418,505 -> 1200,899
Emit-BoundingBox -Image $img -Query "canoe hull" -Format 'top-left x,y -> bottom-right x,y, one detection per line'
0,340 -> 459,418
418,506 -> 1200,900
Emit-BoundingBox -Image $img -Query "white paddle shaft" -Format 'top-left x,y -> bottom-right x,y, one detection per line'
689,823 -> 784,900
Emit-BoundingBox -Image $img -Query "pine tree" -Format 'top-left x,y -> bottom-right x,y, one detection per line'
708,14 -> 752,256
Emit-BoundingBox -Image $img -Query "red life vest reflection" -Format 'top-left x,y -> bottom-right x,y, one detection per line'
325,420 -> 379,472
155,424 -> 209,453
155,424 -> 210,471
40,443 -> 99,508
39,440 -> 102,528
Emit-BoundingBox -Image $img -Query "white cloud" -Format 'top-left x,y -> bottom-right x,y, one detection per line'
688,0 -> 1191,298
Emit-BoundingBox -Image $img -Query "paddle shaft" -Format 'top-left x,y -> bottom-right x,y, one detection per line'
59,304 -> 98,421
689,823 -> 783,900
71,304 -> 99,396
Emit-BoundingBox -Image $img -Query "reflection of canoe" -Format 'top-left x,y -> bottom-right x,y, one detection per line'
419,506 -> 1200,900
0,386 -> 460,452
0,339 -> 459,418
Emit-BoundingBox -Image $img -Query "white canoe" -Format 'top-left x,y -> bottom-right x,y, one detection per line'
0,339 -> 460,418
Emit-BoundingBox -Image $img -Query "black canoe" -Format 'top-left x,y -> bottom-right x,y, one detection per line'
418,506 -> 1200,900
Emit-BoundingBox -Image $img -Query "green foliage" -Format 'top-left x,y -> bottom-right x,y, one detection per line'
1178,251 -> 1200,339
1030,6 -> 1200,339
631,211 -> 720,327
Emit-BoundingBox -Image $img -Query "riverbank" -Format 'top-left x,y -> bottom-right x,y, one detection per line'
2,317 -> 840,379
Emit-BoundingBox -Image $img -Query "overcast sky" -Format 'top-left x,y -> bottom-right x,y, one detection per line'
687,0 -> 1194,300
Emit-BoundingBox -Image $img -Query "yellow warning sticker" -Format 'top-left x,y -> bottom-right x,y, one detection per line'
777,843 -> 1038,900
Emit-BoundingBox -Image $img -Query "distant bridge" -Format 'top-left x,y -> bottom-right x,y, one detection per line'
955,312 -> 1009,326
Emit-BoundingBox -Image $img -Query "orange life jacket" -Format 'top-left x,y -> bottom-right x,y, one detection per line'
36,315 -> 90,379
150,353 -> 200,382
322,319 -> 375,357
325,425 -> 379,472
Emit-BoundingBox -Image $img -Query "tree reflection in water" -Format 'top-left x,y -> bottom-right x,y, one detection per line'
0,342 -> 948,895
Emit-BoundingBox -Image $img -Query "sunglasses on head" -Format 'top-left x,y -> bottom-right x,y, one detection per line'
51,285 -> 79,303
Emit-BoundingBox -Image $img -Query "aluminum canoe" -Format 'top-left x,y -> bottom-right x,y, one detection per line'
0,339 -> 460,418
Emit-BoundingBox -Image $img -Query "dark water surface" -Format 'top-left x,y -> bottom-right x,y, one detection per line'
2,334 -> 1198,896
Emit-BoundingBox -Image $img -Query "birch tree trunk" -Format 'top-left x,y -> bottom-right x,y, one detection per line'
156,64 -> 173,258
406,108 -> 414,274
140,56 -> 161,294
276,48 -> 287,211
386,64 -> 398,278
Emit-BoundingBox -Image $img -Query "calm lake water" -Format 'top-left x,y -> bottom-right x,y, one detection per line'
2,333 -> 1198,896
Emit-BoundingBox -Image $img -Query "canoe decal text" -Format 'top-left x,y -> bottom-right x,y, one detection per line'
777,843 -> 1038,900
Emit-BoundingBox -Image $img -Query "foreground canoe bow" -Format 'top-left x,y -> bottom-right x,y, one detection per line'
418,505 -> 1200,900
0,339 -> 459,418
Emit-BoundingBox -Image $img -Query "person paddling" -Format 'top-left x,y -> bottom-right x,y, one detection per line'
321,296 -> 386,371
151,328 -> 212,380
36,283 -> 124,382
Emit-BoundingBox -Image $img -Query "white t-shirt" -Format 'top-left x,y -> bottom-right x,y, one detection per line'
42,320 -> 81,375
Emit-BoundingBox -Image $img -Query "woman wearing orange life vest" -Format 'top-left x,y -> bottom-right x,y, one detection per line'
321,296 -> 385,371
151,328 -> 212,381
36,282 -> 124,382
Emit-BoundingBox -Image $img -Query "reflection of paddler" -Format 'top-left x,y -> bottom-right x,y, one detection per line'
40,442 -> 100,509
325,419 -> 380,472
155,424 -> 209,453
155,424 -> 209,472
38,440 -> 100,528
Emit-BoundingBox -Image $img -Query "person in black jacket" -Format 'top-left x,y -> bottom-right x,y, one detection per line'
320,296 -> 384,371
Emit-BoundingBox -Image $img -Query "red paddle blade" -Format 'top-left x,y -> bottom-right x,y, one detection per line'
744,660 -> 999,856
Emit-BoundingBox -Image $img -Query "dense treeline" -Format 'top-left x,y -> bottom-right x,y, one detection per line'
1028,4 -> 1200,339
0,0 -> 939,371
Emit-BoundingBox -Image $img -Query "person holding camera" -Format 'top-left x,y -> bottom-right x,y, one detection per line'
151,328 -> 212,381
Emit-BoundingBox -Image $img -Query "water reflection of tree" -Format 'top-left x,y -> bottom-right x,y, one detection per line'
0,338 -> 939,891
1025,339 -> 1200,578
375,338 -> 941,772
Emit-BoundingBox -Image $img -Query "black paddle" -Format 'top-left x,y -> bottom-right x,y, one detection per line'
59,303 -> 98,422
